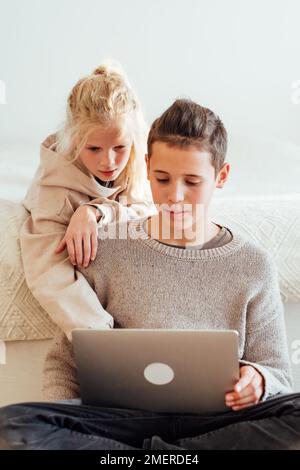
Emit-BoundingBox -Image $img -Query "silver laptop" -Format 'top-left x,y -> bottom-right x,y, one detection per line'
72,328 -> 239,414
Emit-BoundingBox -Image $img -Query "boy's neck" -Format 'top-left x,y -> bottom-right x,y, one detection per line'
145,213 -> 220,248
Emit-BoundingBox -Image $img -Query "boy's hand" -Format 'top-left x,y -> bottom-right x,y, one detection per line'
55,205 -> 101,267
225,365 -> 264,411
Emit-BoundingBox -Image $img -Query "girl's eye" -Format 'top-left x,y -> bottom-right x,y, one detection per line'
88,147 -> 100,152
186,181 -> 201,186
114,145 -> 126,150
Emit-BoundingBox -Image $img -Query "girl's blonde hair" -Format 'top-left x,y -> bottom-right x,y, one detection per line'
55,61 -> 150,201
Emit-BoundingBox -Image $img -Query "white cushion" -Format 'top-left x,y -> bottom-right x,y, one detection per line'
0,199 -> 57,341
211,195 -> 300,303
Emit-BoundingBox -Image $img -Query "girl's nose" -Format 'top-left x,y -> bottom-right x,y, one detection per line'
101,149 -> 115,166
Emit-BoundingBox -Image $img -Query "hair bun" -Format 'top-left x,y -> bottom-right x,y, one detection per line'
93,66 -> 108,76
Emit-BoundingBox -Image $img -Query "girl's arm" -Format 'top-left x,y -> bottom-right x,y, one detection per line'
20,206 -> 114,342
55,196 -> 157,267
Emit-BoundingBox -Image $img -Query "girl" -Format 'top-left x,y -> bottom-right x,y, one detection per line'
20,62 -> 156,341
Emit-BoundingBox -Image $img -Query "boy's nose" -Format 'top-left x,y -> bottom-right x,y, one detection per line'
167,185 -> 185,204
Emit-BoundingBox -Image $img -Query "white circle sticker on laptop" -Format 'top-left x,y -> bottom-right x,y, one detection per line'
144,362 -> 174,385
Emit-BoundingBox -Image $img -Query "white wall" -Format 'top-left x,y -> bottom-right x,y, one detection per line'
0,0 -> 300,148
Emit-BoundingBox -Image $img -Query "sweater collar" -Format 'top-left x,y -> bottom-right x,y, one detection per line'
128,217 -> 246,260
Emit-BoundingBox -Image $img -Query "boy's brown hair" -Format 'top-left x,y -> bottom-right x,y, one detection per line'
147,99 -> 227,175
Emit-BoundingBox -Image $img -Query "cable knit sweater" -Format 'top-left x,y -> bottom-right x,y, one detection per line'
43,218 -> 293,401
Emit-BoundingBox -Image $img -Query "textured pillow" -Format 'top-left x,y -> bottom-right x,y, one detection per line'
211,196 -> 300,303
0,199 -> 58,341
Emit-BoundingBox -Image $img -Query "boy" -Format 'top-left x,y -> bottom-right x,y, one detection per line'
0,99 -> 299,450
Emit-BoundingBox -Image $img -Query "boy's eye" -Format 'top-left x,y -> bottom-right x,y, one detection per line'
156,179 -> 169,183
156,178 -> 200,186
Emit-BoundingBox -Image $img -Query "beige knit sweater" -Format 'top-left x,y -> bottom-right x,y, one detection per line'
43,218 -> 293,401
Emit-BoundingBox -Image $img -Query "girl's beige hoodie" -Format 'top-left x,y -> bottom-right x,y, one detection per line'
20,135 -> 156,340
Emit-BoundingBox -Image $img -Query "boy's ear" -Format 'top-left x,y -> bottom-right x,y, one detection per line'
215,162 -> 230,188
145,154 -> 150,180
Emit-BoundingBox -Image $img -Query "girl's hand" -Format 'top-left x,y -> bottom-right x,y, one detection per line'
55,205 -> 101,267
225,365 -> 264,411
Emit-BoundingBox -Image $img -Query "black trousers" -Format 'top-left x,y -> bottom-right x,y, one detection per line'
0,393 -> 300,450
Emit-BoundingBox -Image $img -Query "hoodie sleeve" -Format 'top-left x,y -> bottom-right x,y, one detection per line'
19,203 -> 114,342
240,253 -> 293,400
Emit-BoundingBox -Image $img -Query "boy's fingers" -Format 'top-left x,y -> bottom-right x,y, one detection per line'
226,393 -> 255,407
226,386 -> 254,400
235,367 -> 255,392
226,367 -> 264,408
226,386 -> 252,401
231,403 -> 256,411
226,376 -> 262,402
231,394 -> 261,410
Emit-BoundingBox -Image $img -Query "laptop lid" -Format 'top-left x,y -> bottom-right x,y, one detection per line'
72,328 -> 240,414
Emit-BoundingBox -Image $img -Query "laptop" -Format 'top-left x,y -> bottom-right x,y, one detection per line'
72,328 -> 240,414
